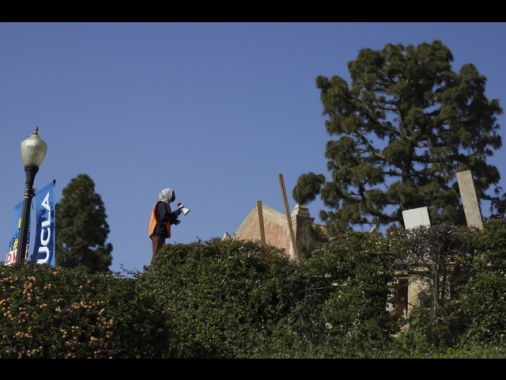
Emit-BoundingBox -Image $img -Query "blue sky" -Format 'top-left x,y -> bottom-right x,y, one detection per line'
1,22 -> 505,273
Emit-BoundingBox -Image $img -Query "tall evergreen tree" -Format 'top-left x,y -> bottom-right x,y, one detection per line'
55,174 -> 113,273
293,40 -> 506,236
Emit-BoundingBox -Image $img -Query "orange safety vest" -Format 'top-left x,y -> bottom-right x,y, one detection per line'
148,201 -> 171,238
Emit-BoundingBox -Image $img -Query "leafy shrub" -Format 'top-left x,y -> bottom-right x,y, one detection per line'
2,223 -> 506,358
0,262 -> 167,358
288,232 -> 400,357
139,238 -> 298,358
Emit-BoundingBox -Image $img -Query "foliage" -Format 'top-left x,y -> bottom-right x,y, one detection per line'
296,221 -> 329,260
0,263 -> 167,358
390,220 -> 506,349
139,238 -> 298,358
448,217 -> 506,345
291,231 -> 400,356
388,224 -> 473,347
55,174 -> 113,273
293,40 -> 505,236
2,224 -> 506,358
391,224 -> 470,311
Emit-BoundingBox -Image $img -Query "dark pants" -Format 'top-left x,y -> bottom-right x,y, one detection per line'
151,235 -> 165,263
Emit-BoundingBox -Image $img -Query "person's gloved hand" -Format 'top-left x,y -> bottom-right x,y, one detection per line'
172,219 -> 181,225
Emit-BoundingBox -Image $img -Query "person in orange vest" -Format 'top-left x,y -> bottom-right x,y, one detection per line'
148,188 -> 183,263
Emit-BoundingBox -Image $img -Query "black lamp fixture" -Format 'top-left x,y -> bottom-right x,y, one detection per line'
16,127 -> 47,263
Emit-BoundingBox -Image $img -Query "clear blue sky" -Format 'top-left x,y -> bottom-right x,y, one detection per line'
1,22 -> 505,273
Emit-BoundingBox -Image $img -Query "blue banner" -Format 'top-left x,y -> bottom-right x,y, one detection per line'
4,180 -> 55,266
4,201 -> 25,265
30,180 -> 56,266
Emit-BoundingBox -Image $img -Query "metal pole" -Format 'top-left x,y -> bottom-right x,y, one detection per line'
16,165 -> 38,263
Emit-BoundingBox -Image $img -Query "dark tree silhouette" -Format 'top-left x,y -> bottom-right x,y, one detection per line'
56,174 -> 113,273
294,40 -> 506,236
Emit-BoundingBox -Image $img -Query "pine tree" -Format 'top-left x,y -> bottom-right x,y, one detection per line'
293,40 -> 506,236
55,174 -> 113,273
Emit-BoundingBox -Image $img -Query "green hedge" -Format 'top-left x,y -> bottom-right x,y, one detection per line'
2,220 -> 506,358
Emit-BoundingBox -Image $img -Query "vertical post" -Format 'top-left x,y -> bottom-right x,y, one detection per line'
456,170 -> 483,229
17,165 -> 38,263
257,200 -> 266,246
278,173 -> 298,261
17,128 -> 47,263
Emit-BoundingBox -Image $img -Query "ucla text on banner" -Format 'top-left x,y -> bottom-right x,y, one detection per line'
30,180 -> 56,266
4,201 -> 26,265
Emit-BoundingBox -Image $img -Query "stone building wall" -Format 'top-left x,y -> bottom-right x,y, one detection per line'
233,202 -> 314,260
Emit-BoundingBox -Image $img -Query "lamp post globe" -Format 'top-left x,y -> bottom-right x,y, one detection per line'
16,127 -> 47,263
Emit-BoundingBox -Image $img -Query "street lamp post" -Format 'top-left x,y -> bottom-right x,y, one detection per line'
16,127 -> 47,263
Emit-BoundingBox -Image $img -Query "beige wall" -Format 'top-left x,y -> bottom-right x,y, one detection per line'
233,203 -> 314,260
